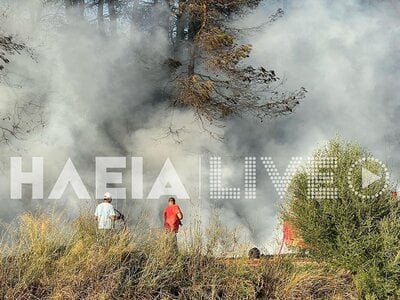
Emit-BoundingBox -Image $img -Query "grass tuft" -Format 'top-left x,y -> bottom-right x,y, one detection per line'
0,212 -> 357,299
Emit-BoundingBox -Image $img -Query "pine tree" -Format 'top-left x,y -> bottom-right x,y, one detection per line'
168,0 -> 306,123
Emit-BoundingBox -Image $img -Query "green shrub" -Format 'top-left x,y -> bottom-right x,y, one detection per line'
283,138 -> 400,299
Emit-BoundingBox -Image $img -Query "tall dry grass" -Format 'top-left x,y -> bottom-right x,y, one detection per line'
0,212 -> 357,299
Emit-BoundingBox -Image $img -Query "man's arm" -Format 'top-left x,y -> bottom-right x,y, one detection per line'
109,206 -> 117,221
177,207 -> 183,220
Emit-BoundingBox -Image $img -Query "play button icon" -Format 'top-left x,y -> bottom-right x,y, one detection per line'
348,157 -> 390,199
362,167 -> 381,189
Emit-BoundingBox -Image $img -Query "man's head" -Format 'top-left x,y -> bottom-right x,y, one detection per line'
103,192 -> 112,203
168,197 -> 176,205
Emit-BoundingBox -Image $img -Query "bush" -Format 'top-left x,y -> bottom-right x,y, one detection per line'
283,138 -> 400,298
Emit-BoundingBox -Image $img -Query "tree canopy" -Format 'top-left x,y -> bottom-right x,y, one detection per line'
66,0 -> 306,124
283,139 -> 400,298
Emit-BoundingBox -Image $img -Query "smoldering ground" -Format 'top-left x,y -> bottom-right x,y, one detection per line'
0,0 -> 399,252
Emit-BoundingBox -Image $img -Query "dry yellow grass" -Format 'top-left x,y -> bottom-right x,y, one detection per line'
0,212 -> 358,299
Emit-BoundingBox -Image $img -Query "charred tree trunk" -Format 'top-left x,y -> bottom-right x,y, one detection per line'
174,2 -> 185,58
64,0 -> 73,20
64,0 -> 85,21
76,0 -> 85,18
187,19 -> 200,76
108,0 -> 117,35
188,44 -> 195,76
130,0 -> 139,40
98,0 -> 105,35
64,0 -> 73,9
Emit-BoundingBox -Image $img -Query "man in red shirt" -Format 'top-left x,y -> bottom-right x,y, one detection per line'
163,197 -> 183,232
163,197 -> 183,250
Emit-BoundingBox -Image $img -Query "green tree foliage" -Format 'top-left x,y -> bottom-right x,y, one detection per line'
283,138 -> 400,298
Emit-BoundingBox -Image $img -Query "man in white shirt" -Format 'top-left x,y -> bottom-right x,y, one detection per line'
95,192 -> 117,230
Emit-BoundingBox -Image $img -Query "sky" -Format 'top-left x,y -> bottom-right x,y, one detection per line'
0,0 -> 399,253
